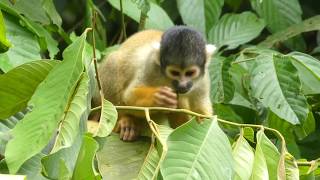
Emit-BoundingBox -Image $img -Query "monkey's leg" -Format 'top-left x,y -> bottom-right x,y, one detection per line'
113,114 -> 147,141
125,86 -> 177,108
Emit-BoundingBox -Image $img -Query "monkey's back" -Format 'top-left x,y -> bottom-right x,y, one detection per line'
97,30 -> 163,105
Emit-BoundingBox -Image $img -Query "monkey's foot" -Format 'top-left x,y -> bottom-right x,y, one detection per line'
115,116 -> 144,141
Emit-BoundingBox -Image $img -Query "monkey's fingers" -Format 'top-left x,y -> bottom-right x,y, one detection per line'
159,87 -> 177,99
154,93 -> 177,108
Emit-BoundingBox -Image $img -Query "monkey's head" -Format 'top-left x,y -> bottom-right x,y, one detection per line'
155,26 -> 216,94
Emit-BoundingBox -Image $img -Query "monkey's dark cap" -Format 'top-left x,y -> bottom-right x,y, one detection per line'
160,26 -> 207,69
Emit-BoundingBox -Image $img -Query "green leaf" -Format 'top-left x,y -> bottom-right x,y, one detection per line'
5,30 -> 88,173
51,73 -> 90,153
0,14 -> 41,72
284,152 -> 299,179
243,127 -> 255,143
132,0 -> 151,14
176,0 -> 224,34
0,60 -> 59,119
108,0 -> 173,30
289,52 -> 320,95
232,132 -> 254,180
42,0 -> 62,26
208,12 -> 265,50
18,153 -> 47,180
72,134 -> 101,180
161,117 -> 234,179
209,56 -> 235,103
259,16 -> 320,48
137,144 -> 161,180
94,99 -> 117,137
251,55 -> 309,125
0,0 -> 50,25
267,110 -> 295,143
294,110 -> 316,140
0,10 -> 11,53
250,0 -> 305,51
42,129 -> 83,180
96,133 -> 150,179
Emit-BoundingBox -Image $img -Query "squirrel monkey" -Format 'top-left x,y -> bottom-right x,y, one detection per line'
93,26 -> 216,141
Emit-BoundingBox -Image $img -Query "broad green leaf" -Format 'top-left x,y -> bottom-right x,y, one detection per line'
161,117 -> 234,179
294,110 -> 316,140
259,16 -> 320,48
108,0 -> 173,30
0,60 -> 59,119
42,130 -> 82,180
208,12 -> 265,50
267,111 -> 295,143
250,0 -> 305,51
177,0 -> 224,34
0,0 -> 50,25
209,56 -> 235,103
94,99 -> 117,137
232,132 -> 254,180
5,30 -> 88,173
256,130 -> 281,179
72,134 -> 101,180
0,109 -> 29,155
96,133 -> 150,179
51,73 -> 90,153
42,0 -> 62,26
251,132 -> 269,179
23,19 -> 59,59
137,144 -> 161,180
290,52 -> 320,95
0,14 -> 41,72
0,3 -> 59,59
18,153 -> 47,180
251,55 -> 309,125
0,10 -> 11,53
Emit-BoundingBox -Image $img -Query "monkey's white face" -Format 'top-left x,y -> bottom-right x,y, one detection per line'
165,65 -> 201,94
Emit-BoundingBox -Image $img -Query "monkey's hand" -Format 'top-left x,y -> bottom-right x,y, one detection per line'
153,86 -> 177,108
114,115 -> 145,141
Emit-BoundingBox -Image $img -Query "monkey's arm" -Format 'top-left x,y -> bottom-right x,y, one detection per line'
123,85 -> 177,108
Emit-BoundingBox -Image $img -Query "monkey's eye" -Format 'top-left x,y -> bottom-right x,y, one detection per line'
185,70 -> 195,77
170,70 -> 180,77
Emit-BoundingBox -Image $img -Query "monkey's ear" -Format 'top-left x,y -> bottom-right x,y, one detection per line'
152,42 -> 161,65
206,44 -> 217,57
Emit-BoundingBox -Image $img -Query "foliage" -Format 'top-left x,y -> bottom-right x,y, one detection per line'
0,0 -> 320,179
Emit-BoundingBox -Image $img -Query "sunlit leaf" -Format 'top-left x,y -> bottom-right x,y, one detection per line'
97,133 -> 150,179
0,60 -> 59,119
232,132 -> 254,180
94,99 -> 117,137
5,30 -> 88,173
0,14 -> 41,72
72,134 -> 101,180
161,117 -> 234,179
0,10 -> 11,53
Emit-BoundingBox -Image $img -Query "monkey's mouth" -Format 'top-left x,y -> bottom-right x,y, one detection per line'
175,87 -> 190,94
